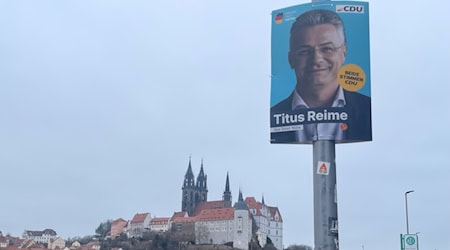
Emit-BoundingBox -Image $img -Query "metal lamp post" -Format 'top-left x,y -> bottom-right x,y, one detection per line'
405,190 -> 414,234
310,0 -> 337,249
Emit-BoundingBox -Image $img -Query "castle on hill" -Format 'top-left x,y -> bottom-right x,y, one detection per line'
172,158 -> 283,250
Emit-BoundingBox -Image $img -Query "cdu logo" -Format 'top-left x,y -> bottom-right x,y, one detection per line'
336,5 -> 364,14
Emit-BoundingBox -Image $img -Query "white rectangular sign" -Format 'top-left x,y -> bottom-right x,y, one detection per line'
403,234 -> 418,250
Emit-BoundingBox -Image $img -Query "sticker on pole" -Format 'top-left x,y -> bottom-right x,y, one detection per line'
317,161 -> 330,175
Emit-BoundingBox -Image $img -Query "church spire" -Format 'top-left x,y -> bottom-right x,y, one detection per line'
183,157 -> 195,187
223,172 -> 232,207
225,172 -> 230,192
238,189 -> 243,202
182,157 -> 197,215
196,158 -> 207,190
197,159 -> 206,187
196,158 -> 208,203
234,189 -> 248,210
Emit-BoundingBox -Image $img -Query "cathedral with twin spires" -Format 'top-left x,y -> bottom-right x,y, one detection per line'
176,158 -> 283,250
181,158 -> 232,216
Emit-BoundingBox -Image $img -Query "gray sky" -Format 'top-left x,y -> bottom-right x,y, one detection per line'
1,0 -> 449,249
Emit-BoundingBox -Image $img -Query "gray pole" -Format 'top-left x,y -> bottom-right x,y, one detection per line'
310,0 -> 336,248
313,140 -> 338,250
405,190 -> 414,234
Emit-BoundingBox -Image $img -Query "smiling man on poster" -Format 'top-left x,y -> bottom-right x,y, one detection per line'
270,3 -> 372,144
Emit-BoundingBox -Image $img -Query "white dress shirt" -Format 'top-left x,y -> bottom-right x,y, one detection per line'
291,87 -> 346,141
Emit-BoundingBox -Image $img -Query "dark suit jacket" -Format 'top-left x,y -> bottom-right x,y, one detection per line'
270,90 -> 372,144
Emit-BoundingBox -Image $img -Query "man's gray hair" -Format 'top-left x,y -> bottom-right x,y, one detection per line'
290,9 -> 346,48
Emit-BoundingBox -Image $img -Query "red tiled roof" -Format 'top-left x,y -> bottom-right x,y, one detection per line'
130,213 -> 149,224
245,197 -> 263,216
171,207 -> 234,224
112,218 -> 127,224
171,216 -> 196,223
245,196 -> 282,221
192,200 -> 225,216
111,218 -> 128,236
245,197 -> 261,209
268,206 -> 283,222
150,217 -> 170,225
196,207 -> 234,221
171,211 -> 188,218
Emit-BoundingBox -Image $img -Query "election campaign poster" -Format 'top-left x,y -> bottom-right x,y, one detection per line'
270,1 -> 371,144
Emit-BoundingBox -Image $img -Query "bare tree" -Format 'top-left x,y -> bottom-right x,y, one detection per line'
95,220 -> 112,238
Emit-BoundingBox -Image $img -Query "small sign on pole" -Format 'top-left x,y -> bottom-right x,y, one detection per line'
401,234 -> 419,250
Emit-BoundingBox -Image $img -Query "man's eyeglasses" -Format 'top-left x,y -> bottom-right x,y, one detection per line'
293,44 -> 345,58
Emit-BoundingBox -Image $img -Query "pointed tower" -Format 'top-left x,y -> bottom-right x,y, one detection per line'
196,159 -> 208,204
223,172 -> 232,208
261,194 -> 269,217
182,157 -> 196,215
234,190 -> 251,250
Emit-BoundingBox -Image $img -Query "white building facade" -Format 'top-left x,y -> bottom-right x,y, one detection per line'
22,229 -> 57,244
127,212 -> 151,238
233,195 -> 252,250
149,217 -> 170,232
267,207 -> 283,250
190,192 -> 253,250
195,215 -> 235,244
245,197 -> 283,250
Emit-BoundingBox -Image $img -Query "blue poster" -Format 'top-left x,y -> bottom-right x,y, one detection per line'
270,1 -> 372,144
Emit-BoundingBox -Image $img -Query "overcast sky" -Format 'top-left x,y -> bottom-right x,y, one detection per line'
1,0 -> 449,249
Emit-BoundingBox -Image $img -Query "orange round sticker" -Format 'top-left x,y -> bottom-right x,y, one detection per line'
338,64 -> 366,92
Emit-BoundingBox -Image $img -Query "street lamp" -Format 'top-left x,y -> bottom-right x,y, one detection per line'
405,190 -> 414,234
